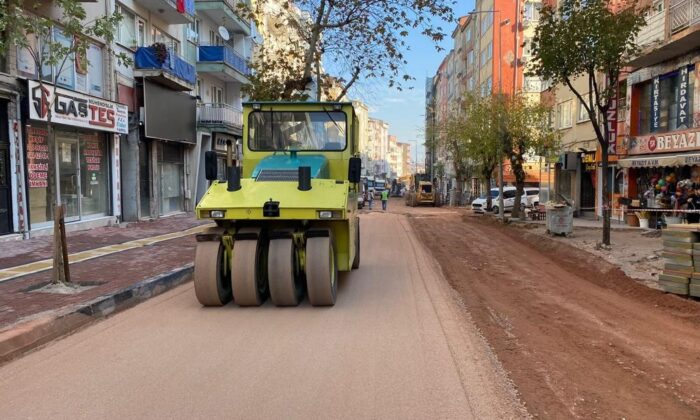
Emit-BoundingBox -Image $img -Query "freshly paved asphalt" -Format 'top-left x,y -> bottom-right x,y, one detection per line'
0,210 -> 525,419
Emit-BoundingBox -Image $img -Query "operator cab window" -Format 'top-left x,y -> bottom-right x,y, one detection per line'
249,111 -> 347,151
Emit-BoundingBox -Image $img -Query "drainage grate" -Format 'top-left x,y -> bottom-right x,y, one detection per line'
256,169 -> 299,182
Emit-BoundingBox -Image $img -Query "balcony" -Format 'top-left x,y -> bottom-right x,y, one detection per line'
136,0 -> 194,24
670,0 -> 700,34
134,46 -> 197,91
197,103 -> 243,134
197,45 -> 250,84
195,0 -> 251,35
629,0 -> 700,68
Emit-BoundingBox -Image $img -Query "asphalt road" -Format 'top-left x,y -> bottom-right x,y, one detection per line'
0,209 -> 525,419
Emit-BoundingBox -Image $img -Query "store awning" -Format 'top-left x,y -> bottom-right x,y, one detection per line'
617,153 -> 700,168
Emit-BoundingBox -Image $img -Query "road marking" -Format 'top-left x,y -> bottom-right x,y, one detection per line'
0,224 -> 212,284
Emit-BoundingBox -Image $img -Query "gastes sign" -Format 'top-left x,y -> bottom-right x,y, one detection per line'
28,80 -> 127,134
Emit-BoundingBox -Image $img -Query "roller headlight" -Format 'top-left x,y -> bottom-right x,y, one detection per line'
209,210 -> 225,218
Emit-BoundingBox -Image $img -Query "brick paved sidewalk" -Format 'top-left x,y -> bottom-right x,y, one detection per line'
0,214 -> 211,331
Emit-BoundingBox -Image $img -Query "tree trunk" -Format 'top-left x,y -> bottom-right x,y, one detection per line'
601,145 -> 611,245
511,152 -> 526,219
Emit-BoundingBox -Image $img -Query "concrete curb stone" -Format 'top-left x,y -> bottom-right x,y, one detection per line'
0,264 -> 193,366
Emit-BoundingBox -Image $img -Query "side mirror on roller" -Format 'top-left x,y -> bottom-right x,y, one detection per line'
205,151 -> 218,181
348,157 -> 361,183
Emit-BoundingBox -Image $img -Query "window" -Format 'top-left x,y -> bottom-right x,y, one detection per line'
214,86 -> 224,103
468,77 -> 475,91
467,50 -> 474,66
486,77 -> 492,94
152,27 -> 179,52
249,111 -> 347,151
522,38 -> 532,57
486,42 -> 493,60
481,13 -> 493,34
466,27 -> 472,42
577,100 -> 590,122
524,2 -> 541,22
636,66 -> 695,135
558,100 -> 573,128
115,4 -> 138,48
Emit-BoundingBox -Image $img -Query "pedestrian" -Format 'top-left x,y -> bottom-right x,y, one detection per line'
368,188 -> 374,210
381,188 -> 389,211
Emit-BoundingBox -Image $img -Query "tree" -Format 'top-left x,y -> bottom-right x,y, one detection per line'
0,0 -> 128,283
445,93 -> 502,210
529,0 -> 645,245
248,0 -> 454,101
497,94 -> 558,219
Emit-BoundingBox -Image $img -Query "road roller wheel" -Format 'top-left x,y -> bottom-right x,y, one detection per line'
268,237 -> 303,306
194,241 -> 232,306
352,224 -> 360,270
306,232 -> 338,306
230,230 -> 267,306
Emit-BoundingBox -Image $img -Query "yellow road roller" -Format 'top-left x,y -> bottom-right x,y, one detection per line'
194,102 -> 361,307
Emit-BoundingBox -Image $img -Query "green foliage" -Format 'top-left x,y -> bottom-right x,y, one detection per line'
0,0 -> 131,84
248,0 -> 455,100
529,0 -> 645,242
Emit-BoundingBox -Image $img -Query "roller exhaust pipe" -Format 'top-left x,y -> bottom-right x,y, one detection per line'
228,166 -> 241,191
298,166 -> 311,191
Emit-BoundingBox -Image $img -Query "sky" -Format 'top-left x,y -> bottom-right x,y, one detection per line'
360,0 -> 475,165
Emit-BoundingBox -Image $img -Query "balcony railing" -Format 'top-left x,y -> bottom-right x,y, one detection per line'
670,0 -> 700,34
197,103 -> 243,128
198,45 -> 250,76
135,46 -> 197,86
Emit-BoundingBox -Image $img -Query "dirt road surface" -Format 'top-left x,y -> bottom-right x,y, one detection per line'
407,201 -> 700,419
0,210 -> 525,419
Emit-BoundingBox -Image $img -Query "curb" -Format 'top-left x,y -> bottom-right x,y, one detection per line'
0,264 -> 193,366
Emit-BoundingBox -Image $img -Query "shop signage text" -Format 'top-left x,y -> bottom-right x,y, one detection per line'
627,127 -> 700,155
678,66 -> 690,129
28,81 -> 128,134
26,126 -> 50,188
651,76 -> 660,132
607,98 -> 617,155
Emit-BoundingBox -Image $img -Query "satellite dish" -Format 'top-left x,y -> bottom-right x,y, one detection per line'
218,26 -> 230,41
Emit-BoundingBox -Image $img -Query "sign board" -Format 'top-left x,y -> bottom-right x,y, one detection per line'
607,98 -> 617,155
651,76 -> 660,132
678,66 -> 690,129
28,80 -> 128,134
626,127 -> 700,155
26,126 -> 50,188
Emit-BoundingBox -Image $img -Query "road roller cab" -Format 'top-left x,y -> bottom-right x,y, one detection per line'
194,102 -> 362,307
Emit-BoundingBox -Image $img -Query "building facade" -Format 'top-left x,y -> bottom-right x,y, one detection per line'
0,0 -> 254,239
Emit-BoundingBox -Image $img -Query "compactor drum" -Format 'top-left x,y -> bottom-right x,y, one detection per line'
193,102 -> 362,307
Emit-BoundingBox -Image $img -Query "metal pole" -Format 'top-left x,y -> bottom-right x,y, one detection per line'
498,10 -> 504,220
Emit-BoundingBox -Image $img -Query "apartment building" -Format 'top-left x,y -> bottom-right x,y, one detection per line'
0,0 -> 255,239
397,142 -> 412,177
367,117 -> 389,177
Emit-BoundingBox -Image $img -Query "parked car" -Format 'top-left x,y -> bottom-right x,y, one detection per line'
471,188 -> 500,213
491,187 -> 518,214
520,187 -> 540,210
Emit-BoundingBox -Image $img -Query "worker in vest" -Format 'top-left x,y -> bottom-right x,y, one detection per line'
381,189 -> 389,211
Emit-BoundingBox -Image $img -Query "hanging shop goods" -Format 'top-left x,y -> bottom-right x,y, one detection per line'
28,81 -> 128,134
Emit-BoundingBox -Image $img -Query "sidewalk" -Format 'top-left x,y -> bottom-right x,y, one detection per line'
0,214 -> 211,360
524,215 -> 639,230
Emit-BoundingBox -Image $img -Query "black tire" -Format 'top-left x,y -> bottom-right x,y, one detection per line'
352,223 -> 360,269
492,206 -> 499,214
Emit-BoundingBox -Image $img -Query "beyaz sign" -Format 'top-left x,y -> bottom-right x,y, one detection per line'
28,80 -> 127,134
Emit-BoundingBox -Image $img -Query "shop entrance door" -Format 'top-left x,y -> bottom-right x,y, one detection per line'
0,100 -> 11,234
56,136 -> 80,221
580,171 -> 595,214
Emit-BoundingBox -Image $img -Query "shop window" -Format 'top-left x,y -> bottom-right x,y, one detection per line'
158,143 -> 184,215
80,133 -> 109,217
637,66 -> 695,135
26,126 -> 55,227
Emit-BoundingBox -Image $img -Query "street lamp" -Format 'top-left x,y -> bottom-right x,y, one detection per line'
468,9 -> 511,219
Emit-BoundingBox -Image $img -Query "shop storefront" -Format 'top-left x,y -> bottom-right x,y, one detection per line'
0,100 -> 11,235
25,81 -> 127,231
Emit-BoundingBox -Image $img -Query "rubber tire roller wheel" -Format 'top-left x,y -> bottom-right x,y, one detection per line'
194,241 -> 232,306
231,238 -> 267,306
306,234 -> 338,306
352,224 -> 360,269
268,238 -> 304,306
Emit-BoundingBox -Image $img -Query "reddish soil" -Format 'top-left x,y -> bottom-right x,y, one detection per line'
410,208 -> 700,419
